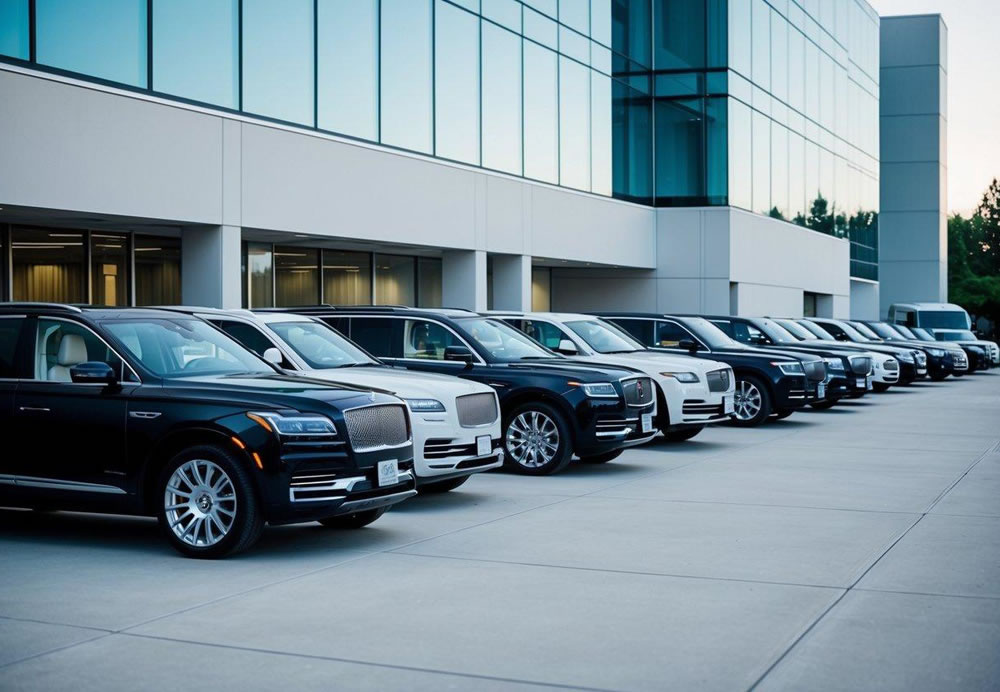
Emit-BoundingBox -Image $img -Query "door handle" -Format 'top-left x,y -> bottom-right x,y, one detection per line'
19,406 -> 51,413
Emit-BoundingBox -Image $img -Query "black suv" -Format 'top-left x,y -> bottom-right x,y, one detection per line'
596,313 -> 827,426
857,321 -> 967,380
268,307 -> 657,474
805,318 -> 928,383
0,304 -> 416,558
702,315 -> 873,407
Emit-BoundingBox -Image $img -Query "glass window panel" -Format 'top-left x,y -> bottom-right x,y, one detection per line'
654,0 -> 705,70
751,110 -> 770,213
612,80 -> 652,201
525,0 -> 557,17
788,27 -> 804,113
820,52 -> 833,130
153,0 -> 238,108
524,7 -> 558,48
374,255 -> 415,306
707,0 -> 727,68
591,41 -> 612,73
559,0 -> 589,34
612,0 -> 651,67
770,10 -> 787,103
323,250 -> 371,305
751,0 -> 770,90
523,42 -> 559,183
381,0 -> 433,152
805,39 -> 819,121
435,1 -> 480,164
242,0 -> 314,125
770,122 -> 788,218
591,72 -> 612,195
559,26 -> 590,63
417,258 -> 442,308
91,233 -> 129,307
788,130 -> 805,221
819,146 -> 833,211
482,0 -> 521,32
804,139 -> 818,218
531,267 -> 551,311
706,96 -> 727,202
135,235 -> 181,305
655,99 -> 702,200
36,0 -> 147,87
0,0 -> 29,59
591,0 -> 611,46
728,99 -> 752,210
11,228 -> 86,303
728,0 -> 751,77
246,243 -> 274,308
482,23 -> 522,175
559,57 -> 591,191
318,0 -> 378,140
275,247 -> 320,306
450,0 -> 479,11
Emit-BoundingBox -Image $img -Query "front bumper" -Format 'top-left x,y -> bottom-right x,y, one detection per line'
410,409 -> 503,482
657,375 -> 735,426
772,374 -> 816,409
578,402 -> 658,456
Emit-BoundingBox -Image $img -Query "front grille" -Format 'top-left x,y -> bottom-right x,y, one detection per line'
343,404 -> 410,452
883,359 -> 899,371
954,352 -> 967,367
802,360 -> 827,382
848,356 -> 872,375
456,392 -> 499,427
682,400 -> 724,415
706,369 -> 731,392
915,352 -> 927,366
424,438 -> 501,460
621,377 -> 654,406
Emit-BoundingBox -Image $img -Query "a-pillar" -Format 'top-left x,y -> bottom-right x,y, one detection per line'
442,249 -> 487,311
181,225 -> 242,308
491,254 -> 532,311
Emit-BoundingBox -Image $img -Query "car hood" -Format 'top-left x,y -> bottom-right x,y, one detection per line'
291,366 -> 493,401
496,358 -> 642,381
712,345 -> 821,364
574,351 -> 729,376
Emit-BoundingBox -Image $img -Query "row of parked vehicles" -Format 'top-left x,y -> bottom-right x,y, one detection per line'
0,301 -> 994,558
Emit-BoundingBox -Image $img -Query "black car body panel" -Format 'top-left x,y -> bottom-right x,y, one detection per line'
803,318 -> 928,382
857,321 -> 967,378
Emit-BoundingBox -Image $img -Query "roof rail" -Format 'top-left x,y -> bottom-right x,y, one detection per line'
1,302 -> 83,312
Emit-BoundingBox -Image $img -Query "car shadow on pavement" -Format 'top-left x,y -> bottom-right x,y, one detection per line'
0,507 -> 166,555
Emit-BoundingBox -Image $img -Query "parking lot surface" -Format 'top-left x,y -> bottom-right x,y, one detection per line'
2,374 -> 998,691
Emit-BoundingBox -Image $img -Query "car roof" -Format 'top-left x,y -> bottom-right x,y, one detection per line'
0,303 -> 188,320
485,311 -> 599,322
258,306 -> 478,319
891,302 -> 966,311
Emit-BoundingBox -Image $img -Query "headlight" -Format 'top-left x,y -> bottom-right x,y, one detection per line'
659,371 -> 699,383
403,398 -> 447,413
248,412 -> 337,436
927,348 -> 944,357
898,352 -> 913,363
825,358 -> 845,371
577,382 -> 619,398
771,361 -> 803,375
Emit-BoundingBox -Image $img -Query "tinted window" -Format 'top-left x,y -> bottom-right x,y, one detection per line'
916,311 -> 971,330
565,320 -> 642,353
404,319 -> 461,360
522,320 -> 568,350
153,0 -> 238,108
609,319 -> 654,346
0,317 -> 25,378
34,319 -> 125,383
269,320 -> 376,369
654,320 -> 692,347
242,0 -> 314,125
214,321 -> 276,357
711,320 -> 736,338
347,317 -> 403,358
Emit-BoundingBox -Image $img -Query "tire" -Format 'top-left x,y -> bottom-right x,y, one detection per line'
809,399 -> 838,410
157,444 -> 264,559
872,382 -> 891,392
503,401 -> 573,476
662,425 -> 705,442
772,409 -> 794,419
579,449 -> 624,464
419,475 -> 470,493
317,507 -> 387,529
730,375 -> 773,427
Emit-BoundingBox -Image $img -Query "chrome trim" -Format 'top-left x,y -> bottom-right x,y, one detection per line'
595,427 -> 634,438
14,476 -> 126,494
341,402 -> 412,453
18,406 -> 50,413
619,376 -> 655,408
338,488 -> 417,512
129,411 -> 162,419
0,474 -> 15,486
288,471 -> 415,503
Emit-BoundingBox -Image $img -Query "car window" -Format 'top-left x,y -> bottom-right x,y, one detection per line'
458,317 -> 554,362
523,320 -> 568,350
214,320 -> 278,357
899,310 -> 915,327
916,310 -> 969,330
654,320 -> 691,347
608,319 -> 654,346
269,320 -> 376,369
34,318 -> 126,383
565,319 -> 643,353
710,320 -> 735,337
345,317 -> 403,358
404,319 -> 461,360
0,317 -> 25,378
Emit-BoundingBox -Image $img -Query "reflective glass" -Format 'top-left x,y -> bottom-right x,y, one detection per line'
375,254 -> 415,306
91,233 -> 129,307
750,0 -> 769,90
523,42 -> 559,183
242,0 -> 314,125
705,96 -> 727,202
318,0 -> 378,140
524,7 -> 558,48
654,0 -> 705,70
591,0 -> 611,46
323,250 -> 371,305
788,26 -> 804,112
612,80 -> 652,201
728,0 -> 751,77
0,0 -> 29,59
804,139 -> 818,215
611,0 -> 651,67
770,122 -> 788,218
153,0 -> 238,108
482,0 -> 521,32
591,72 -> 613,195
559,0 -> 589,34
275,247 -> 320,306
751,110 -> 770,213
435,1 -> 480,164
11,228 -> 86,303
788,130 -> 805,221
134,236 -> 181,305
559,25 -> 590,63
770,10 -> 787,103
532,267 -> 551,311
559,57 -> 591,191
707,0 -> 726,68
246,243 -> 274,308
36,0 -> 147,87
417,258 -> 442,308
525,0 -> 557,18
655,99 -> 702,200
381,0 -> 433,153
728,98 -> 752,210
482,23 -> 523,175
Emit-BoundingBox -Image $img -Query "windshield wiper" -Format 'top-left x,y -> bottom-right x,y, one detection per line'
519,355 -> 557,360
602,349 -> 638,354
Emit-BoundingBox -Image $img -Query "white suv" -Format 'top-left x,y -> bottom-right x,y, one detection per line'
495,312 -> 736,442
169,308 -> 503,493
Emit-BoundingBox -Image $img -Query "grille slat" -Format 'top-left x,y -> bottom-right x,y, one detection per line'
621,377 -> 654,406
707,369 -> 731,392
884,359 -> 899,371
456,393 -> 499,428
848,356 -> 872,375
802,360 -> 827,382
343,405 -> 410,452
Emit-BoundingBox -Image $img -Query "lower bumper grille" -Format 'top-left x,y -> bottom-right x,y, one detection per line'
595,415 -> 640,438
424,438 -> 498,460
682,400 -> 725,416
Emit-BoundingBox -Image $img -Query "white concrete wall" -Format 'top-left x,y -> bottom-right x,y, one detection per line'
850,279 -> 880,320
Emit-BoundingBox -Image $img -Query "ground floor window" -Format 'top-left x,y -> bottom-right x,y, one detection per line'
275,246 -> 320,306
11,227 -> 87,303
532,267 -> 551,311
374,253 -> 415,306
135,235 -> 181,305
324,250 -> 371,305
91,233 -> 130,306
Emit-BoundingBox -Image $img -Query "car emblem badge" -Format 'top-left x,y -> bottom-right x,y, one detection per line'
369,391 -> 376,402
636,380 -> 644,399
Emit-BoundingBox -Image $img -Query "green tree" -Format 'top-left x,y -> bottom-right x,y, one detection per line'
949,179 -> 1000,337
806,194 -> 834,236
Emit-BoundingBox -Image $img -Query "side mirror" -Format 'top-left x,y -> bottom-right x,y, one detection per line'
70,361 -> 118,386
262,347 -> 284,366
556,339 -> 578,355
677,339 -> 700,353
836,333 -> 849,341
444,345 -> 475,365
749,333 -> 769,345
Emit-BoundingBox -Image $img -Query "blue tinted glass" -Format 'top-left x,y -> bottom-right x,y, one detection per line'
242,0 -> 314,125
482,0 -> 521,32
523,42 -> 558,183
788,130 -> 805,220
728,0 -> 750,76
612,80 -> 652,201
591,0 -> 611,46
751,110 -> 770,213
524,7 -> 558,48
591,72 -> 612,195
153,0 -> 237,108
318,0 -> 378,140
381,0 -> 433,153
434,1 -> 480,164
706,96 -> 727,202
524,0 -> 557,18
727,98 -> 751,209
770,121 -> 788,217
0,0 -> 28,59
481,23 -> 522,174
36,0 -> 147,87
559,0 -> 589,34
751,0 -> 769,90
770,9 -> 787,103
654,0 -> 705,70
559,25 -> 590,63
559,56 -> 591,190
707,0 -> 726,67
655,99 -> 702,199
612,0 -> 651,67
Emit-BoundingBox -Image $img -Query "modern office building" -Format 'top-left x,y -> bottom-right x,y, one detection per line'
0,0 -> 941,318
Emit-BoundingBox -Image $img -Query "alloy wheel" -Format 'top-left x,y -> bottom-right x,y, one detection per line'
734,380 -> 762,421
506,410 -> 560,469
164,459 -> 237,548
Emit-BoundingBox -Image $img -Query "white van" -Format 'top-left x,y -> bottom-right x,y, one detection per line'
887,303 -> 972,333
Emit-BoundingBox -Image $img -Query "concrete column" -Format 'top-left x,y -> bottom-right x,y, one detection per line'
491,254 -> 532,311
442,249 -> 487,311
181,225 -> 242,308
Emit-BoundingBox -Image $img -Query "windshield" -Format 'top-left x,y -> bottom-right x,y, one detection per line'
459,318 -> 557,362
909,326 -> 933,340
269,320 -> 378,369
799,320 -> 837,340
936,330 -> 977,341
775,319 -> 817,340
866,322 -> 902,340
832,321 -> 870,342
565,319 -> 643,354
680,317 -> 742,349
105,318 -> 274,379
917,310 -> 970,329
756,318 -> 799,343
851,322 -> 882,340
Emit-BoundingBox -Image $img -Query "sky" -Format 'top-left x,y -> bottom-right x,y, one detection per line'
869,0 -> 1000,215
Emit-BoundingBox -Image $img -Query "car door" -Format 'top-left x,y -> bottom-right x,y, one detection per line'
12,317 -> 134,493
0,315 -> 27,483
653,319 -> 706,354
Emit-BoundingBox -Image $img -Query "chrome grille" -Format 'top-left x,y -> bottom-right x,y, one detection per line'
915,352 -> 927,366
802,360 -> 827,382
706,369 -> 731,392
849,356 -> 872,375
343,405 -> 409,452
456,392 -> 499,428
621,377 -> 654,406
883,359 -> 899,371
